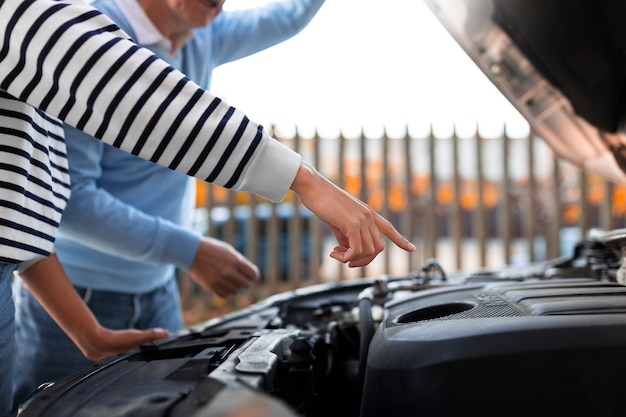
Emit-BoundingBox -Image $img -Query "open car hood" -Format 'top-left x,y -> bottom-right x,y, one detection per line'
423,0 -> 626,184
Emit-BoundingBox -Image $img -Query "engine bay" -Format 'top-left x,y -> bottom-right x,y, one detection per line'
17,228 -> 626,417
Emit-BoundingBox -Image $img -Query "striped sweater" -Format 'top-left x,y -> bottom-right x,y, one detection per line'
0,0 -> 301,264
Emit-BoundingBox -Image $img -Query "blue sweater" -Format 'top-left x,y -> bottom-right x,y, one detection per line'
55,0 -> 324,293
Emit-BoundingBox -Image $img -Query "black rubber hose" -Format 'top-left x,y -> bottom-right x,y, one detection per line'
358,296 -> 375,388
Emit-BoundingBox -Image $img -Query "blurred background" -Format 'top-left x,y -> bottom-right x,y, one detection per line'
181,0 -> 625,325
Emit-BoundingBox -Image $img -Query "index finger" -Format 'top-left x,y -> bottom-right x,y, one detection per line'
374,214 -> 416,252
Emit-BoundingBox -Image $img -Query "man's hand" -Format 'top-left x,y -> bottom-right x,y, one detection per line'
188,237 -> 260,298
290,161 -> 416,267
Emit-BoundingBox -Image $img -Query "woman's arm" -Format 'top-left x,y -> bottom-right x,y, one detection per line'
19,254 -> 168,360
0,0 -> 300,202
1,0 -> 414,267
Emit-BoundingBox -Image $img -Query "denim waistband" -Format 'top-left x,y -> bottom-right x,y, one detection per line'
0,263 -> 17,282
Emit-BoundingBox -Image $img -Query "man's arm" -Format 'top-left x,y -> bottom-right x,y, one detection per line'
212,0 -> 326,65
59,127 -> 259,297
58,126 -> 201,267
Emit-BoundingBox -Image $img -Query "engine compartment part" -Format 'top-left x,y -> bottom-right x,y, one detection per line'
362,279 -> 626,417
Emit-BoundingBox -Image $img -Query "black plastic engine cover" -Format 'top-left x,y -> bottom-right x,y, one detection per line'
360,279 -> 626,417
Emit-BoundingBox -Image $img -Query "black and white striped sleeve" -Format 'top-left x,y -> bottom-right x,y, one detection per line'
0,0 -> 301,202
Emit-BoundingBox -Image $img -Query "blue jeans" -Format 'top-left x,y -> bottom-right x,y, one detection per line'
0,263 -> 17,417
12,277 -> 184,407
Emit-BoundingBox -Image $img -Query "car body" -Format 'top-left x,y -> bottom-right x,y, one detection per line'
17,1 -> 626,416
423,0 -> 626,185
